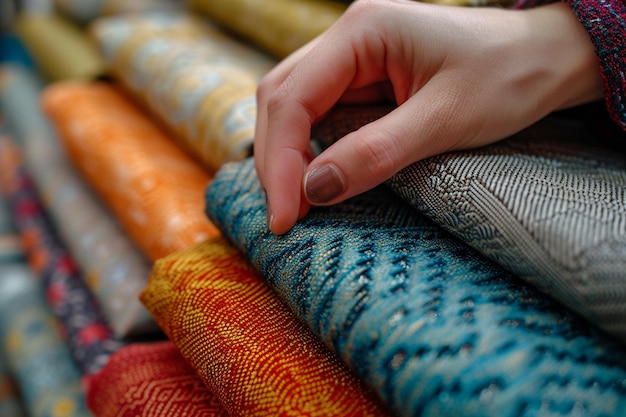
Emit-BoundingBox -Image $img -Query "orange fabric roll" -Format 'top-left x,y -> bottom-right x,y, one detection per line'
41,81 -> 220,261
141,236 -> 390,417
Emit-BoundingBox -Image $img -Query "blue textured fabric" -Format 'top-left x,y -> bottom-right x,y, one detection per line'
206,157 -> 626,417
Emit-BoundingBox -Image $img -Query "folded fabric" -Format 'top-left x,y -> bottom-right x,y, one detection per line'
386,113 -> 626,342
0,263 -> 91,417
90,12 -> 275,172
54,0 -> 179,25
186,0 -> 346,58
312,104 -> 626,343
12,13 -> 105,82
205,157 -> 626,417
142,236 -> 391,417
41,80 -> 220,261
0,135 -> 124,378
0,64 -> 156,337
88,341 -> 228,417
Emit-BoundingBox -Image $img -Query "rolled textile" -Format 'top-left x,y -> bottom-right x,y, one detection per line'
0,135 -> 123,379
90,13 -> 275,172
312,105 -> 626,342
41,81 -> 220,261
12,12 -> 105,82
54,0 -> 179,25
0,264 -> 91,417
87,341 -> 228,417
186,0 -> 346,58
0,64 -> 156,338
141,236 -> 391,417
205,157 -> 626,417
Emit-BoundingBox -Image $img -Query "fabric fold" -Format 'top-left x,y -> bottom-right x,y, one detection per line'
141,236 -> 391,417
205,157 -> 626,417
41,80 -> 220,261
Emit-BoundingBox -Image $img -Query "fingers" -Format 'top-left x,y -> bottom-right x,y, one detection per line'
303,76 -> 471,206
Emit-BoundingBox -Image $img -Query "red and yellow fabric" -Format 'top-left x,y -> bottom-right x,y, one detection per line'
41,81 -> 220,261
141,237 -> 390,417
87,341 -> 228,417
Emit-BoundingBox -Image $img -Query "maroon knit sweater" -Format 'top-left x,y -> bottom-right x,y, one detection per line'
517,0 -> 626,131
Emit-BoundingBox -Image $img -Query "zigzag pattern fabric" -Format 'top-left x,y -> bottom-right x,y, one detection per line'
87,341 -> 228,417
205,157 -> 626,417
141,236 -> 391,417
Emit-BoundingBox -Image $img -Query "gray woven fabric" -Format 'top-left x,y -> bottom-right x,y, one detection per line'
313,106 -> 626,343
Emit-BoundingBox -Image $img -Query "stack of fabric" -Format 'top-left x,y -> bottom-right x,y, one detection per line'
0,0 -> 625,416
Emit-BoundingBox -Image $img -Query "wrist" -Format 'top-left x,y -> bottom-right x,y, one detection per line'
525,3 -> 604,110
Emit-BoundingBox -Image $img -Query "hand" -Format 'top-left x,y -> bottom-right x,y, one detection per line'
254,0 -> 603,234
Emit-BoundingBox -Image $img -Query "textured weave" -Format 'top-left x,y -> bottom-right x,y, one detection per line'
0,264 -> 91,417
90,13 -> 275,172
87,341 -> 228,417
141,236 -> 391,417
0,64 -> 156,337
186,0 -> 346,59
41,80 -> 220,261
0,135 -> 123,378
206,157 -> 626,417
312,105 -> 626,342
13,13 -> 104,82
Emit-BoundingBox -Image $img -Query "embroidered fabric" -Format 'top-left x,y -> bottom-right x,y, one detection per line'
206,157 -> 626,417
142,236 -> 391,416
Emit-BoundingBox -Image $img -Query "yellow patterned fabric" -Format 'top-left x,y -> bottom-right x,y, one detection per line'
90,13 -> 275,172
141,237 -> 390,417
185,0 -> 346,58
41,81 -> 220,261
12,13 -> 105,82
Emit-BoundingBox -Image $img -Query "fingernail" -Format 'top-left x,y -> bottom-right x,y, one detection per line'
304,164 -> 345,204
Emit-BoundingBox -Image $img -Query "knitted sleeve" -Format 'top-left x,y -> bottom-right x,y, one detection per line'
516,0 -> 626,131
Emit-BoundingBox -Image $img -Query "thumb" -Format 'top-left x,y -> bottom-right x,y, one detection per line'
303,91 -> 460,206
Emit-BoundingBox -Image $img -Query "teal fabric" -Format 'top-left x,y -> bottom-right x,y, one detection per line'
312,105 -> 626,343
206,157 -> 626,417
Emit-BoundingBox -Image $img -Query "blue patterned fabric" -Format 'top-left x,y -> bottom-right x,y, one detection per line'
312,105 -> 626,343
206,157 -> 626,417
